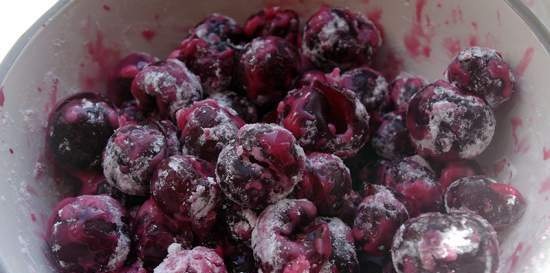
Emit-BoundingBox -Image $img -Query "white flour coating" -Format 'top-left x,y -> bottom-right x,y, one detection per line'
301,11 -> 350,65
181,103 -> 240,154
392,213 -> 498,273
188,177 -> 218,219
319,14 -> 349,50
362,75 -> 388,108
139,59 -> 202,116
372,113 -> 406,160
53,196 -> 130,271
154,156 -> 218,220
107,231 -> 130,271
239,123 -> 306,203
358,186 -> 408,219
154,245 -> 226,273
103,126 -> 166,195
389,156 -> 435,186
457,47 -> 498,61
406,155 -> 433,172
323,217 -> 357,271
230,207 -> 258,240
252,199 -> 299,273
412,87 -> 495,159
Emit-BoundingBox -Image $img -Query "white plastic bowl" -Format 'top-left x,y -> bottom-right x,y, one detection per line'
0,0 -> 549,272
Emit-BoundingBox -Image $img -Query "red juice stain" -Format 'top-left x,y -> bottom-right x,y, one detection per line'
86,31 -> 119,73
0,86 -> 5,107
471,21 -> 478,31
30,213 -> 37,222
102,4 -> 111,11
374,48 -> 403,81
515,47 -> 535,78
442,37 -> 461,58
81,30 -> 120,90
507,243 -> 531,273
469,35 -> 479,46
403,0 -> 433,58
9,148 -> 14,154
451,6 -> 464,24
37,86 -> 42,92
83,76 -> 96,90
367,8 -> 383,39
508,243 -> 524,272
511,117 -> 530,154
544,147 -> 550,160
539,177 -> 550,193
141,29 -> 157,42
511,117 -> 522,146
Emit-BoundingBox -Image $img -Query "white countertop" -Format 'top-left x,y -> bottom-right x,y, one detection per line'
0,1 -> 57,62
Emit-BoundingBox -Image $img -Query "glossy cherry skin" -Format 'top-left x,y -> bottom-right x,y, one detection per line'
444,175 -> 526,230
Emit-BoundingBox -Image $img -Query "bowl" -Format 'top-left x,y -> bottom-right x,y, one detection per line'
0,0 -> 549,272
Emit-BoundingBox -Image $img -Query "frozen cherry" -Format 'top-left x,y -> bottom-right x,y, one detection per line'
237,36 -> 299,107
251,199 -> 359,273
407,80 -> 496,160
297,70 -> 329,87
438,160 -> 480,191
133,199 -> 193,268
377,156 -> 442,217
277,82 -> 370,158
190,14 -> 244,45
331,66 -> 390,113
146,119 -> 182,157
223,241 -> 258,273
353,185 -> 409,256
109,52 -> 158,106
118,100 -> 147,126
103,124 -> 168,195
221,200 -> 258,244
293,152 -> 353,217
216,124 -> 306,209
116,260 -> 148,273
131,59 -> 203,119
48,195 -> 130,273
48,93 -> 119,170
372,112 -> 414,160
391,212 -> 499,273
388,72 -> 427,113
151,155 -> 220,238
176,99 -> 245,162
210,91 -> 259,123
445,176 -> 526,230
170,37 -> 236,94
243,7 -> 300,45
154,244 -> 227,273
301,7 -> 382,71
447,47 -> 516,108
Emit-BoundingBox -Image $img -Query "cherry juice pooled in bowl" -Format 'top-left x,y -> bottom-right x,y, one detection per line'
44,5 -> 525,273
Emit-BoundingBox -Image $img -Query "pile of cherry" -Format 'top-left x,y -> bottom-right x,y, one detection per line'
46,5 -> 526,273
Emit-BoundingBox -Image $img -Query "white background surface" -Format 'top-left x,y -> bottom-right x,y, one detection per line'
0,1 -> 57,62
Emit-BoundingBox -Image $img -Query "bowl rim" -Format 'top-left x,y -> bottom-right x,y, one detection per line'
0,0 -> 547,272
0,0 -> 549,86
